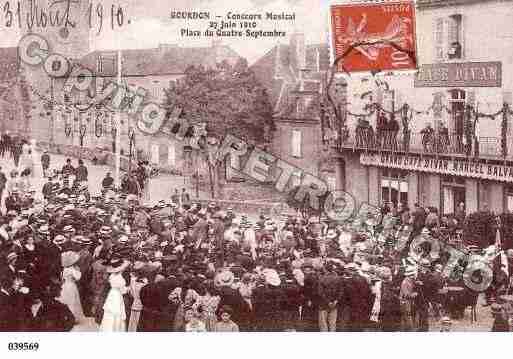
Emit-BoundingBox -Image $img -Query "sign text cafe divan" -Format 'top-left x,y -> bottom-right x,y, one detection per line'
360,153 -> 513,183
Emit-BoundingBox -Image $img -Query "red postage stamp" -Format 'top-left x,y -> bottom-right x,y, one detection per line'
330,1 -> 417,73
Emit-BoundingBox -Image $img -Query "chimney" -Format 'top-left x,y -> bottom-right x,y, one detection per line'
290,33 -> 306,70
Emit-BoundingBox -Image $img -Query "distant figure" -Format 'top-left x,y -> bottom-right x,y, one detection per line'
19,149 -> 35,179
41,151 -> 50,177
75,159 -> 88,183
181,188 -> 190,208
171,189 -> 180,205
420,123 -> 435,153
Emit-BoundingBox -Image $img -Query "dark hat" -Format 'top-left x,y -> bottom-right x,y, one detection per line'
106,258 -> 130,273
219,305 -> 233,315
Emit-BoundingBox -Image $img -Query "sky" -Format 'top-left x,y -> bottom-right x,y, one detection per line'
1,0 -> 331,64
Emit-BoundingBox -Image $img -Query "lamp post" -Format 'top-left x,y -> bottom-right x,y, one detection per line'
114,49 -> 122,188
49,77 -> 55,144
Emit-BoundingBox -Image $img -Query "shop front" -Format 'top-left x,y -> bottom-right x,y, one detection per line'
338,151 -> 513,215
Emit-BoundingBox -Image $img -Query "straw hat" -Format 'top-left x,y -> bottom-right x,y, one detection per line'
404,266 -> 418,277
262,269 -> 281,287
6,252 -> 18,263
38,225 -> 50,235
62,225 -> 75,234
214,270 -> 235,287
61,251 -> 80,268
53,235 -> 67,245
326,229 -> 338,239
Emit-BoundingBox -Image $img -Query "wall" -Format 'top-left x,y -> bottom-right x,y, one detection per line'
272,119 -> 323,177
344,152 -> 369,206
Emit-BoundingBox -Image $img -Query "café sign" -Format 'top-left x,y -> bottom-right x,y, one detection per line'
414,61 -> 502,88
360,153 -> 513,183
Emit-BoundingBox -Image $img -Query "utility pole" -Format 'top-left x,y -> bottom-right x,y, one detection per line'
115,49 -> 122,189
49,77 -> 54,143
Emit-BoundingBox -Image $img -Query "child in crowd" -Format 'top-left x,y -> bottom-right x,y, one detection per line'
215,305 -> 239,332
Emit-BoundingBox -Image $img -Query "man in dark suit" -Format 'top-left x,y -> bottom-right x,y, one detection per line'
138,267 -> 182,331
0,274 -> 17,331
25,279 -> 75,332
0,166 -> 7,203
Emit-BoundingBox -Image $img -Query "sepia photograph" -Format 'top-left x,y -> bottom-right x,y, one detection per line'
0,1 -> 512,353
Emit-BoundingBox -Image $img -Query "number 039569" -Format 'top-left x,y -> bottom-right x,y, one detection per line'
8,342 -> 39,351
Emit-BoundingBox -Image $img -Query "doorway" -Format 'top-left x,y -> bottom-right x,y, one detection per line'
442,175 -> 466,215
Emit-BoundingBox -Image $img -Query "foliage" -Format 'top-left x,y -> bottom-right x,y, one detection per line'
163,59 -> 275,144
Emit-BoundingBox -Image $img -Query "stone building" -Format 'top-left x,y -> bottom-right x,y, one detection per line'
252,33 -> 338,190
16,1 -> 241,172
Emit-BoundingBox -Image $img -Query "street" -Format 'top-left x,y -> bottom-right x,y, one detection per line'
0,150 -> 206,208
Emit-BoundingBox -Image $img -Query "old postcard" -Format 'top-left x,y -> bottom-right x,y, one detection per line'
0,0 -> 512,351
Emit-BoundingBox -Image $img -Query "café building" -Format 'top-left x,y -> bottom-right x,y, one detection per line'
333,0 -> 513,215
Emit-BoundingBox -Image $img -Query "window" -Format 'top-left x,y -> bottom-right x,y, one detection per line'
168,143 -> 175,166
291,129 -> 302,157
381,170 -> 408,206
434,14 -> 464,61
506,185 -> 513,212
448,15 -> 462,59
291,170 -> 302,187
442,176 -> 466,215
435,18 -> 444,61
97,55 -> 116,74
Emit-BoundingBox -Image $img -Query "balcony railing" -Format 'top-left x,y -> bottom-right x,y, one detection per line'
328,128 -> 505,159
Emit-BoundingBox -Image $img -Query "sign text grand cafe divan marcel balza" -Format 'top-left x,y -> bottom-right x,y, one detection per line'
360,153 -> 513,183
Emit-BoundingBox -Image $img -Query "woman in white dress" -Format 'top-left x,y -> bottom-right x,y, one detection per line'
57,251 -> 85,324
100,258 -> 130,332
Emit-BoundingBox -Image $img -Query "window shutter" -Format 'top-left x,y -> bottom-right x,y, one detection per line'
434,17 -> 444,61
443,17 -> 451,61
460,14 -> 466,59
291,130 -> 302,157
168,144 -> 175,166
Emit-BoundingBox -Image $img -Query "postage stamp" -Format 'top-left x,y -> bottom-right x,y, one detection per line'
330,1 -> 417,73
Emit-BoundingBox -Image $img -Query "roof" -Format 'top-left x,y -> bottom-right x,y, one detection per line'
416,0 -> 511,9
77,44 -> 242,77
251,42 -> 329,119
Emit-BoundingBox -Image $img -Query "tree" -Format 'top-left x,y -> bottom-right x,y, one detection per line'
164,60 -> 275,143
163,60 -> 275,198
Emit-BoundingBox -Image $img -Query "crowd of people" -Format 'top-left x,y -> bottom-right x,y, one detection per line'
0,147 -> 512,332
352,118 -> 467,155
